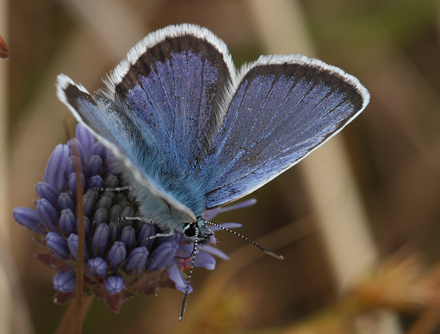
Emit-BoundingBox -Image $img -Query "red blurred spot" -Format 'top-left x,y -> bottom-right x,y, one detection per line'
0,35 -> 8,59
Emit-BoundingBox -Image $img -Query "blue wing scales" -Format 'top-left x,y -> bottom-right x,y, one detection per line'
57,24 -> 237,220
198,55 -> 369,208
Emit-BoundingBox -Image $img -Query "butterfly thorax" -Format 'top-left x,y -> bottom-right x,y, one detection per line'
117,162 -> 207,236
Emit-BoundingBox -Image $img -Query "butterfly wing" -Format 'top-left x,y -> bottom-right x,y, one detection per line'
198,55 -> 370,209
57,24 -> 235,221
105,24 -> 235,175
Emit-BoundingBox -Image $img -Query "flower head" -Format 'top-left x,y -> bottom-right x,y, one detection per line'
13,124 -> 248,313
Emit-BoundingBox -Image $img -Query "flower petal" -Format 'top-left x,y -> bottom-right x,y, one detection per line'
199,245 -> 230,260
194,252 -> 216,270
167,262 -> 192,293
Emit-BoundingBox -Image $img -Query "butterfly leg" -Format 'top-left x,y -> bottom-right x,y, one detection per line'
92,186 -> 131,192
143,229 -> 174,241
112,216 -> 153,224
112,216 -> 174,240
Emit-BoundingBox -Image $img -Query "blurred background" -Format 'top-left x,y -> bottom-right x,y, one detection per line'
4,0 -> 440,333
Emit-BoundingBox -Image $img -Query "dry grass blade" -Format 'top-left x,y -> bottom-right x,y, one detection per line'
72,136 -> 85,334
0,34 -> 8,59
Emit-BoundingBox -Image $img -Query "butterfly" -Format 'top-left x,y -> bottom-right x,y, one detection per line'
56,23 -> 369,319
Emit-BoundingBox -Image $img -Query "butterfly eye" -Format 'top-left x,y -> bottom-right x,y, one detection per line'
183,223 -> 196,237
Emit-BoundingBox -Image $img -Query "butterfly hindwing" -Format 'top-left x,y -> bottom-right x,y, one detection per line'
198,55 -> 370,208
57,77 -> 198,223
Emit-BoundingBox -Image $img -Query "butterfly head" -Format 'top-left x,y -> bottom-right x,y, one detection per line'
182,217 -> 212,245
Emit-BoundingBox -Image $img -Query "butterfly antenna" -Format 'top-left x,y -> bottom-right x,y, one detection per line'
179,227 -> 199,321
205,221 -> 284,260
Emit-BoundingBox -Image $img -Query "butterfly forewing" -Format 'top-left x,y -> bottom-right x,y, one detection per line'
58,25 -> 239,220
198,55 -> 369,209
110,32 -> 233,173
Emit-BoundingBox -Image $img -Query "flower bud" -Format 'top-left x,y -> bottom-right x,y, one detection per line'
85,155 -> 103,177
120,226 -> 135,252
93,208 -> 108,226
35,198 -> 59,232
90,141 -> 107,162
59,209 -> 76,236
53,271 -> 76,293
88,175 -> 103,189
44,144 -> 69,191
46,232 -> 70,259
67,233 -> 89,261
125,247 -> 149,275
13,207 -> 44,234
104,275 -> 124,294
75,123 -> 95,160
91,224 -> 110,257
106,241 -> 126,270
95,195 -> 112,211
88,257 -> 108,278
82,195 -> 95,216
68,172 -> 85,198
35,182 -> 59,207
57,192 -> 75,211
145,240 -> 178,271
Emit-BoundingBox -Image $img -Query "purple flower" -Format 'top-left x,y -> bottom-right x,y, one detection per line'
105,276 -> 125,294
67,234 -> 89,261
35,182 -> 59,207
76,123 -> 95,160
85,155 -> 103,177
106,241 -> 126,270
12,124 -> 250,313
88,175 -> 103,188
46,232 -> 70,259
82,194 -> 95,216
35,199 -> 59,232
88,257 -> 108,278
59,209 -> 76,236
57,192 -> 75,211
125,247 -> 149,275
44,144 -> 69,191
93,208 -> 109,226
91,224 -> 110,257
120,226 -> 136,252
68,172 -> 85,198
90,141 -> 107,162
53,271 -> 76,293
145,240 -> 179,271
12,207 -> 44,234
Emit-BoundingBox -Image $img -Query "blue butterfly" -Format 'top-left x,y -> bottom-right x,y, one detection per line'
56,24 -> 369,318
